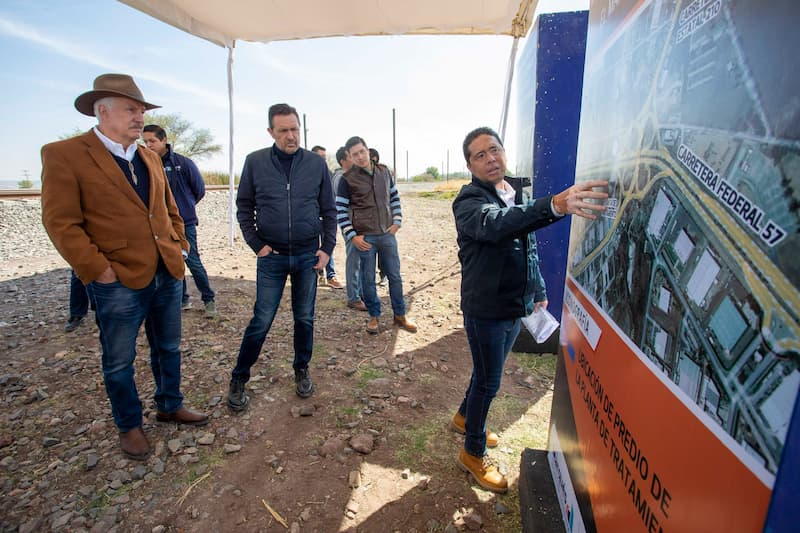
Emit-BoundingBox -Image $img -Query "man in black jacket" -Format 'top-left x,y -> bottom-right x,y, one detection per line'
452,126 -> 607,493
227,103 -> 337,410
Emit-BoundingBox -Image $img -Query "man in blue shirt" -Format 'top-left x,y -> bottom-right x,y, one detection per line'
143,125 -> 217,318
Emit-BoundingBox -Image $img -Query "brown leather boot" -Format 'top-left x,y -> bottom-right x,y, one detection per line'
156,406 -> 209,426
393,314 -> 417,333
458,448 -> 508,493
347,300 -> 368,311
119,427 -> 150,461
366,316 -> 379,334
449,412 -> 499,448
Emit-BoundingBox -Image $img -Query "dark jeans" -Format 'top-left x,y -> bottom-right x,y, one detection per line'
358,233 -> 405,317
459,315 -> 521,457
345,238 -> 360,303
90,269 -> 184,432
69,270 -> 91,318
182,224 -> 215,304
232,251 -> 318,382
325,253 -> 336,279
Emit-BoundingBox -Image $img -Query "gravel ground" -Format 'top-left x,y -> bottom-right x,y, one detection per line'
0,191 -> 244,280
0,185 -> 555,532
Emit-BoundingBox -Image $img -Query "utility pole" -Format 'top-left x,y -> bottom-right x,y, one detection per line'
446,150 -> 450,182
392,108 -> 397,176
406,150 -> 409,182
303,113 -> 308,149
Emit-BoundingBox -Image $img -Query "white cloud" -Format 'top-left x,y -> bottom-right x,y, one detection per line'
0,14 -> 257,114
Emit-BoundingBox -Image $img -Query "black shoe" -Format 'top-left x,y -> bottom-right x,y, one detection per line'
64,315 -> 85,333
295,367 -> 314,399
227,378 -> 249,411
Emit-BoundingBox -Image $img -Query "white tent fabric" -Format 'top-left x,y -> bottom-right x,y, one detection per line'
119,0 -> 539,244
119,0 -> 537,46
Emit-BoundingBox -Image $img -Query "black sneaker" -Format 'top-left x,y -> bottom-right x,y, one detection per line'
295,367 -> 314,398
227,378 -> 249,411
64,315 -> 85,333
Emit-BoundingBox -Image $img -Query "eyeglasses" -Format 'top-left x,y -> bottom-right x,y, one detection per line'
128,161 -> 138,186
471,145 -> 503,163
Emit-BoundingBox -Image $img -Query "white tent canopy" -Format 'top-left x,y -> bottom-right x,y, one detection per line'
119,0 -> 540,244
119,0 -> 537,46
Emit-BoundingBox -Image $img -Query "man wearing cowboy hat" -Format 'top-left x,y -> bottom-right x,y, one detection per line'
41,73 -> 208,460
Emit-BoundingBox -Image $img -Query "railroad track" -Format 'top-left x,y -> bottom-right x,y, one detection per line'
0,184 -> 235,200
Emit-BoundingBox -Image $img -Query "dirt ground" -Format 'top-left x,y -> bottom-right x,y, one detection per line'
0,189 -> 557,532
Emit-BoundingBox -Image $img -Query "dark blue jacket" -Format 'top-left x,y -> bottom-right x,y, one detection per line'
453,176 -> 561,320
236,145 -> 336,256
161,145 -> 204,226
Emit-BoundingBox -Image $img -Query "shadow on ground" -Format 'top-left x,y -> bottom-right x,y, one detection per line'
0,252 -> 556,532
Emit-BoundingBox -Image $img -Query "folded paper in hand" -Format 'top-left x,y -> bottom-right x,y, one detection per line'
522,307 -> 559,344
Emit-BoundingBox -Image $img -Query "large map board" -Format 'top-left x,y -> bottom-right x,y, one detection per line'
547,0 -> 800,531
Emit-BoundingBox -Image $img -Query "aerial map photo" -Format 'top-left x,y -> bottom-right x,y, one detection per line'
569,0 -> 799,476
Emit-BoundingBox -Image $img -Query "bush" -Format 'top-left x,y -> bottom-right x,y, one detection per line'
448,171 -> 470,180
18,179 -> 33,189
202,171 -> 240,186
411,171 -> 469,182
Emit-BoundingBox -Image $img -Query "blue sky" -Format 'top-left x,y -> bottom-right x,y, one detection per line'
0,0 -> 585,186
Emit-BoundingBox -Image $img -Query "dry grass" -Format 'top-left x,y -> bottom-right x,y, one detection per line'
433,179 -> 470,192
415,179 -> 471,200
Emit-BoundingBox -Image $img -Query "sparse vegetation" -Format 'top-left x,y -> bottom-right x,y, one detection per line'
201,171 -> 240,186
411,169 -> 469,182
394,420 -> 444,467
144,112 -> 222,160
356,367 -> 385,389
417,179 -> 470,200
511,352 -> 557,378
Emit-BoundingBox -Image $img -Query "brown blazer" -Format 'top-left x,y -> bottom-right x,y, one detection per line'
41,130 -> 189,289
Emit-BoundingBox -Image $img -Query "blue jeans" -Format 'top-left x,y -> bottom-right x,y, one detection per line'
358,233 -> 405,317
232,251 -> 318,382
69,270 -> 90,318
182,224 -> 215,304
325,253 -> 336,279
345,238 -> 361,303
459,315 -> 521,457
90,268 -> 184,432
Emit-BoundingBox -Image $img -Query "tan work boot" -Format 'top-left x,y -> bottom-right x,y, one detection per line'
449,412 -> 499,448
393,314 -> 417,333
366,316 -> 379,334
458,448 -> 508,493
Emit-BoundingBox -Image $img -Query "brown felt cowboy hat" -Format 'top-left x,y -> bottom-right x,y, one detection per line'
74,73 -> 160,117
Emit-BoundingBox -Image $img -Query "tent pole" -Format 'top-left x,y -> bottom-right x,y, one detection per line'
392,108 -> 397,176
498,36 -> 520,140
227,41 -> 236,247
